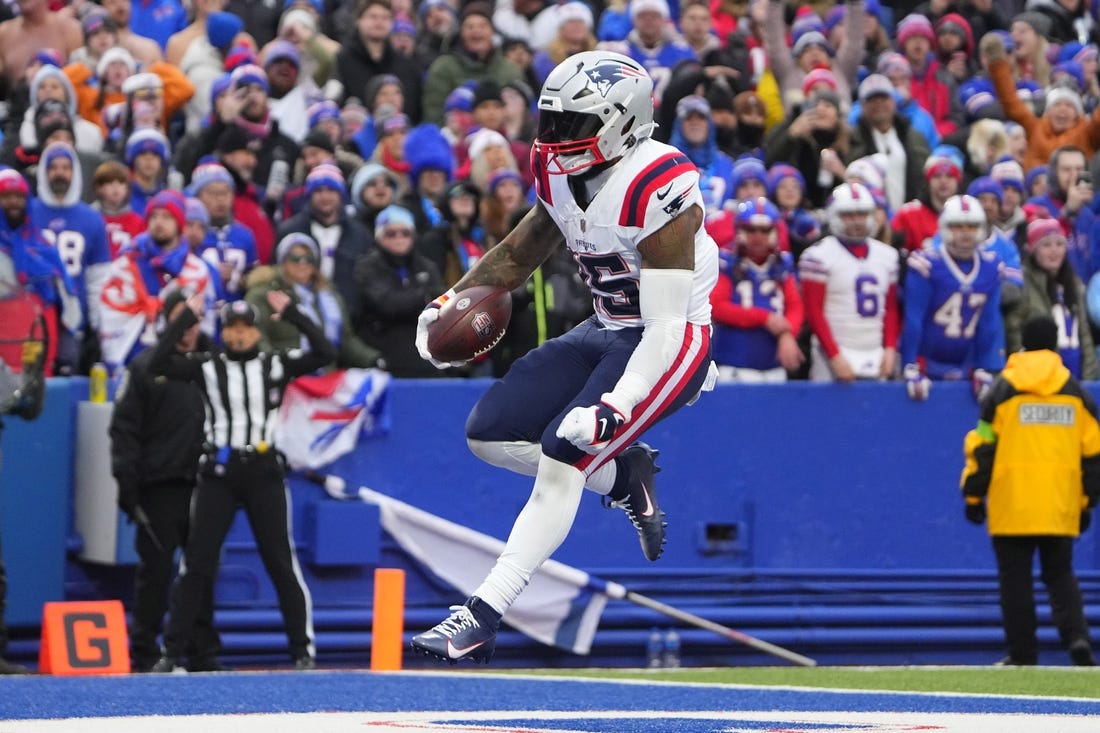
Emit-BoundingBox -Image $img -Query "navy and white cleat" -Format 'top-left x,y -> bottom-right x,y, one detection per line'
410,597 -> 499,664
609,442 -> 666,561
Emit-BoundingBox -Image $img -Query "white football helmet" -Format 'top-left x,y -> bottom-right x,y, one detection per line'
939,194 -> 987,249
533,51 -> 656,175
827,182 -> 879,240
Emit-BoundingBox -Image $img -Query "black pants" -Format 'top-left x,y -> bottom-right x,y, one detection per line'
992,535 -> 1091,664
165,452 -> 313,661
129,481 -> 219,669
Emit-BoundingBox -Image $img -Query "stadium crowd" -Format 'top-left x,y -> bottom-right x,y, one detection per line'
3,0 -> 1100,673
2,0 -> 1100,388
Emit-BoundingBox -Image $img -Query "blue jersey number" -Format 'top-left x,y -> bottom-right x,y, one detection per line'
573,252 -> 640,319
854,274 -> 881,317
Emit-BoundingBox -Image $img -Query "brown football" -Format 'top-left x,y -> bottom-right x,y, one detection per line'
427,285 -> 512,363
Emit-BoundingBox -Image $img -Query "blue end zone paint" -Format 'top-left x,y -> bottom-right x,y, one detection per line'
2,672 -> 1098,721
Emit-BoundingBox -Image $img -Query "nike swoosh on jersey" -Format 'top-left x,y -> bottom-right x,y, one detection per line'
655,183 -> 674,200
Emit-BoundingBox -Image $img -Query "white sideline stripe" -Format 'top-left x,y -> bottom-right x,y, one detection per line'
3,709 -> 1098,732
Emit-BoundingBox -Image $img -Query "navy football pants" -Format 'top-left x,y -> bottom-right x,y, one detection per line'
466,316 -> 711,476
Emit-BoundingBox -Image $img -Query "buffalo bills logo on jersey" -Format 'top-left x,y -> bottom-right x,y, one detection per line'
584,62 -> 648,97
471,311 -> 495,338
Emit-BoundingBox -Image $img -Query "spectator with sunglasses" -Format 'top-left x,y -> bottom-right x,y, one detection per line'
245,232 -> 382,370
276,164 -> 372,315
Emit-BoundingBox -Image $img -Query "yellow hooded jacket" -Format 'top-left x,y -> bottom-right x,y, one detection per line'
961,349 -> 1100,536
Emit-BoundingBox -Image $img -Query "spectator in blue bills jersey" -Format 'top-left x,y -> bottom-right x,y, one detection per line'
901,194 -> 1006,402
710,197 -> 804,383
29,141 -> 111,373
596,0 -> 696,99
190,162 -> 259,301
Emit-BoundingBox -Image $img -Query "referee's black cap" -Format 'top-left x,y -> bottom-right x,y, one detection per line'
221,300 -> 258,328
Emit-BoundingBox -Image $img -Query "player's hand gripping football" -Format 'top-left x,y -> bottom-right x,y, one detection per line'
415,290 -> 467,369
556,394 -> 630,453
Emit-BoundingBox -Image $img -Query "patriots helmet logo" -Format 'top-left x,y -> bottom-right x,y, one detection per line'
583,61 -> 649,97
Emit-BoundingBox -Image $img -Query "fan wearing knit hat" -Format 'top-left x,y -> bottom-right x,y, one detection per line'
187,161 -> 262,295
1008,216 -> 1099,379
849,67 -> 928,216
74,9 -> 119,70
980,29 -> 1100,170
762,0 -> 867,113
278,158 -> 374,309
1004,11 -> 1053,88
97,187 -> 220,372
987,157 -> 1027,235
63,46 -> 136,133
241,228 -> 382,369
353,202 -> 447,376
125,128 -> 172,218
893,14 -> 963,140
402,123 -> 457,228
888,152 -> 962,254
183,197 -> 210,250
620,0 -> 695,98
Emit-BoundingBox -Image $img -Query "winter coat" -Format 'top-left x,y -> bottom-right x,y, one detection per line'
847,113 -> 931,208
353,247 -> 448,378
1005,262 -> 1099,380
990,57 -> 1100,170
245,266 -> 382,370
276,207 -> 373,316
421,46 -> 523,126
335,34 -> 426,123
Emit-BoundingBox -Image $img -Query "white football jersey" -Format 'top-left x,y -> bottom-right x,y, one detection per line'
533,138 -> 719,329
799,235 -> 900,353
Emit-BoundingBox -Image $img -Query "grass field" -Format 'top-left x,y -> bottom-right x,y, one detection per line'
509,666 -> 1100,699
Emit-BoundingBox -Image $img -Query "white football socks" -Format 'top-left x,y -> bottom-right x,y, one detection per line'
473,455 -> 586,615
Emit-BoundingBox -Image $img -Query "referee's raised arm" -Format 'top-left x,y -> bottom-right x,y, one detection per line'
148,291 -> 208,383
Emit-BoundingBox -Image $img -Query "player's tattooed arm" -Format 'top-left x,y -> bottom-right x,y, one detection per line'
637,204 -> 700,270
454,202 -> 565,292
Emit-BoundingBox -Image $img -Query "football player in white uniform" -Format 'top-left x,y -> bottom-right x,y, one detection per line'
799,182 -> 900,382
411,51 -> 719,663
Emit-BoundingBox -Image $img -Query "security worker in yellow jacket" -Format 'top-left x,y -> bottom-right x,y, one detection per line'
961,315 -> 1099,666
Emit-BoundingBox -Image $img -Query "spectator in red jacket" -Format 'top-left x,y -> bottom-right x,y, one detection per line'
92,159 -> 145,259
897,13 -> 965,138
891,152 -> 962,253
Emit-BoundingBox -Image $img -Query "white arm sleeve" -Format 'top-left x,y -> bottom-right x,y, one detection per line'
603,268 -> 693,413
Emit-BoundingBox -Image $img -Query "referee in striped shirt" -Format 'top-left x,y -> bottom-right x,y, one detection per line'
150,289 -> 335,672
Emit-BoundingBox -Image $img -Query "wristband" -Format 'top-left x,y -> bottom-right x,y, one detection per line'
430,288 -> 458,310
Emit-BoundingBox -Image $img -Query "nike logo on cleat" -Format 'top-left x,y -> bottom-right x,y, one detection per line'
446,639 -> 488,658
638,483 -> 655,517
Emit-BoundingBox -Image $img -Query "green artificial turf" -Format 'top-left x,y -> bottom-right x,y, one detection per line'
504,666 -> 1100,699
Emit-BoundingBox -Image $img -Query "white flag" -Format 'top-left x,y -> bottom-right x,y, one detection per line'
358,487 -> 607,655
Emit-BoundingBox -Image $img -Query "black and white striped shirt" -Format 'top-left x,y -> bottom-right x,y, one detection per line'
149,307 -> 335,451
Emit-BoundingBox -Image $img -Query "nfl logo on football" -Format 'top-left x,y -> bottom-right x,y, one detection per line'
472,312 -> 495,338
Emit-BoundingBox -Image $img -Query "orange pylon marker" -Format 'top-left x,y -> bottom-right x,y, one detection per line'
371,568 -> 405,670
